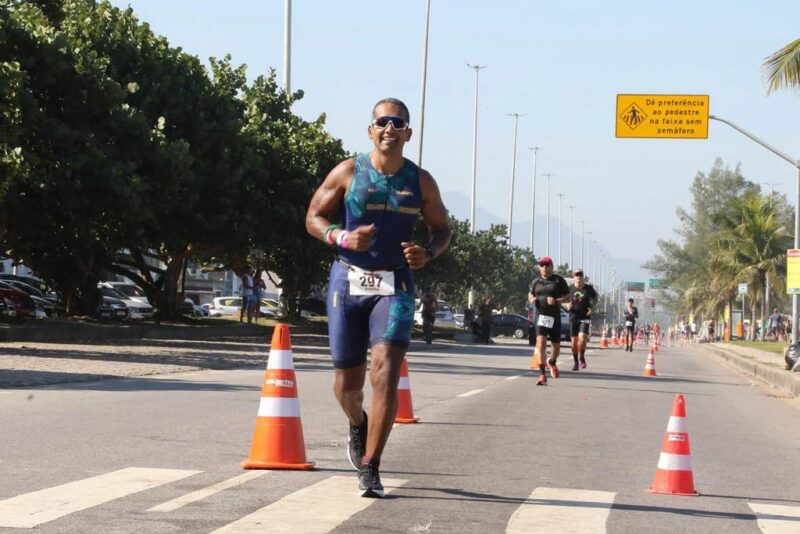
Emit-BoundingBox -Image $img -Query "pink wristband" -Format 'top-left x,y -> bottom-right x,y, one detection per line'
339,231 -> 351,249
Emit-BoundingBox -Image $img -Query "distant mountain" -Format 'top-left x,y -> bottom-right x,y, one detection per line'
441,189 -> 650,284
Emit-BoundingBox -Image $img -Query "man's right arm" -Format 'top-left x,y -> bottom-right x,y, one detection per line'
306,159 -> 351,244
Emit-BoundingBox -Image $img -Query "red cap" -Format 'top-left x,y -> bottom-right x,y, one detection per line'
539,257 -> 553,266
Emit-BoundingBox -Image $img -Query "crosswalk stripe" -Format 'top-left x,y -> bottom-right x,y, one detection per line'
148,471 -> 268,513
458,388 -> 485,398
211,475 -> 407,533
506,487 -> 615,534
748,502 -> 800,533
0,467 -> 200,528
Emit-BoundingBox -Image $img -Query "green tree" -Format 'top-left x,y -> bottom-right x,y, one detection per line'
241,72 -> 348,317
763,38 -> 800,94
711,190 -> 792,339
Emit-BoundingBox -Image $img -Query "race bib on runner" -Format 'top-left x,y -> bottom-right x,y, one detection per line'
537,314 -> 554,328
580,319 -> 591,324
625,320 -> 633,327
348,267 -> 395,296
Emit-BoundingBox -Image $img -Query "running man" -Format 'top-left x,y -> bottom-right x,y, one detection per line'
567,268 -> 597,370
305,97 -> 450,498
529,257 -> 570,385
622,298 -> 639,352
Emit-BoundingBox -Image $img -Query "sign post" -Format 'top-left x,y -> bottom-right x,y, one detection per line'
738,283 -> 748,339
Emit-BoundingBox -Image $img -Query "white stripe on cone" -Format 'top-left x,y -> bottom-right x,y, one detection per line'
266,349 -> 295,370
257,397 -> 301,418
667,416 -> 688,433
398,377 -> 410,390
656,452 -> 693,471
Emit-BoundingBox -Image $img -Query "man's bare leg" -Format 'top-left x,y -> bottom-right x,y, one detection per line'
363,343 -> 405,465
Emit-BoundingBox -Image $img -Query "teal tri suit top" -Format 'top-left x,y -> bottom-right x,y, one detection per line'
327,153 -> 423,368
337,153 -> 422,270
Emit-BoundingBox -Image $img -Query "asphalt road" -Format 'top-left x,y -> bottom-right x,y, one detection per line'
1,337 -> 800,533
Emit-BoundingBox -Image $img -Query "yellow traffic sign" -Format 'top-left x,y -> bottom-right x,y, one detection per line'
787,249 -> 800,295
616,94 -> 709,139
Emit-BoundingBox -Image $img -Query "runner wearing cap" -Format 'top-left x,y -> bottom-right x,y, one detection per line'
528,257 -> 570,385
567,268 -> 598,370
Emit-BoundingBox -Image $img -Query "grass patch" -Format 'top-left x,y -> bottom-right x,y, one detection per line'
724,340 -> 788,355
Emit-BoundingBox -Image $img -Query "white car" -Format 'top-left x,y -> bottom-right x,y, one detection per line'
413,299 -> 455,326
97,283 -> 155,319
104,282 -> 152,305
206,296 -> 282,317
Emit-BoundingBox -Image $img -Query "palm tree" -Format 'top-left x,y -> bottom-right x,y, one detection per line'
763,38 -> 800,93
711,191 -> 792,339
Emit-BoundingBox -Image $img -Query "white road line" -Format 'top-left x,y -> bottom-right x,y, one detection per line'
505,375 -> 521,381
211,475 -> 407,533
506,487 -> 615,534
148,471 -> 268,513
749,502 -> 800,533
457,388 -> 486,398
0,467 -> 200,528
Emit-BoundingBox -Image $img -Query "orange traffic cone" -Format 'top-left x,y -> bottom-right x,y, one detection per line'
395,357 -> 419,423
600,331 -> 608,348
241,324 -> 314,470
611,329 -> 618,346
648,394 -> 698,496
643,347 -> 657,376
529,347 -> 541,369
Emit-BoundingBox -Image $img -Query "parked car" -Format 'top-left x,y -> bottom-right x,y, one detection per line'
0,280 -> 52,317
299,297 -> 326,318
472,313 -> 532,341
206,296 -> 281,317
0,288 -> 34,319
98,285 -> 154,319
413,299 -> 455,326
104,281 -> 151,305
96,295 -> 129,321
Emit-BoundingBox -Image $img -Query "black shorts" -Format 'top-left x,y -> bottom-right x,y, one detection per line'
570,317 -> 591,337
625,323 -> 636,334
534,316 -> 561,343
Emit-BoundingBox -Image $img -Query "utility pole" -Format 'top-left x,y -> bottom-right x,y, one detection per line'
528,147 -> 541,252
568,205 -> 576,269
283,0 -> 292,93
542,173 -> 556,256
506,113 -> 525,243
466,64 -> 486,233
557,193 -> 565,268
416,0 -> 431,166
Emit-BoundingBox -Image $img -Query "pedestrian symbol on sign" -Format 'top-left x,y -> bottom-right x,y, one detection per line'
620,103 -> 647,129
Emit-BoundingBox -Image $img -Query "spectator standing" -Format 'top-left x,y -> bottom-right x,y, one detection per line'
253,270 -> 266,321
237,266 -> 254,324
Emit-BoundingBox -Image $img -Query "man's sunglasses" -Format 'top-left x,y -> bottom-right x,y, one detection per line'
371,115 -> 409,130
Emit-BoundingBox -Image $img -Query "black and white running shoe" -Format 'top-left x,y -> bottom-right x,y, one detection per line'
348,411 -> 368,470
358,463 -> 385,498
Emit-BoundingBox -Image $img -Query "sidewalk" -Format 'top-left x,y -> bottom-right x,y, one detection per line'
697,341 -> 800,400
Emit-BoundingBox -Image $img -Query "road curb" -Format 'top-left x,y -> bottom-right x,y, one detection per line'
697,343 -> 800,399
0,322 -> 272,343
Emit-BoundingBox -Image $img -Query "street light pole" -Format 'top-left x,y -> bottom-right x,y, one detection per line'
710,114 -> 800,344
467,64 -> 486,234
283,0 -> 292,93
557,193 -> 565,268
580,220 -> 586,267
568,205 -> 576,269
528,147 -> 541,252
542,173 -> 556,256
506,113 -> 525,243
586,233 -> 593,274
416,0 -> 431,167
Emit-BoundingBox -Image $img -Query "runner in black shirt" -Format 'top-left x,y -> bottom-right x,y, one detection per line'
567,269 -> 597,370
623,298 -> 639,352
528,256 -> 570,385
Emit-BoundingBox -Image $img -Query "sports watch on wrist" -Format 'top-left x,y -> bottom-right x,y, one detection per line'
424,244 -> 435,260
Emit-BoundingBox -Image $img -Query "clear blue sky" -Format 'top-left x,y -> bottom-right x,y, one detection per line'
111,0 -> 800,282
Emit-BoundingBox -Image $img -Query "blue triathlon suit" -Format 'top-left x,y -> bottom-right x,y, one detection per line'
327,153 -> 421,369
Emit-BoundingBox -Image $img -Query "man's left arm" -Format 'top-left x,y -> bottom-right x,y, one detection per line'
402,169 -> 451,270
